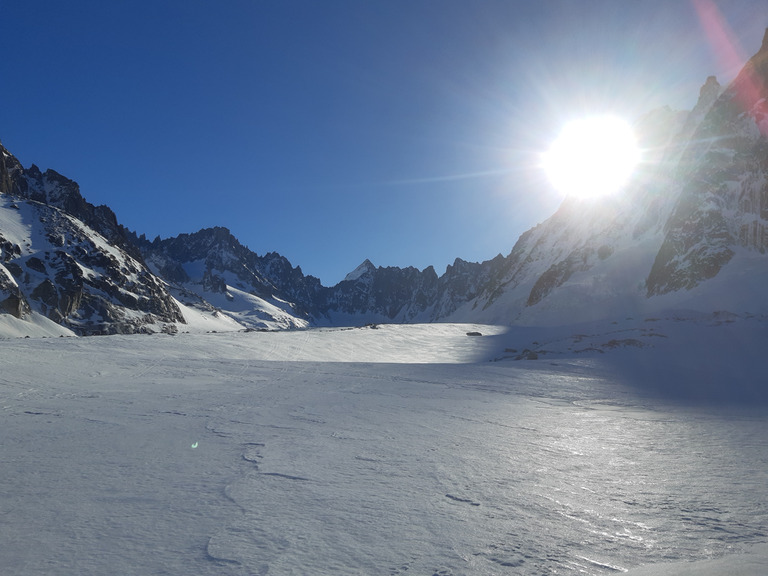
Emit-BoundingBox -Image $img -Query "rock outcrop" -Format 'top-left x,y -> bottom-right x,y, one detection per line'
0,143 -> 184,335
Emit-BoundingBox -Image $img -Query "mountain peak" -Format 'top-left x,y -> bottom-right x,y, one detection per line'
699,75 -> 721,100
684,75 -> 722,126
725,27 -> 768,135
344,259 -> 376,282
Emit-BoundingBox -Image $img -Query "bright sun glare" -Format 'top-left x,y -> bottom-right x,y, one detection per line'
543,116 -> 640,199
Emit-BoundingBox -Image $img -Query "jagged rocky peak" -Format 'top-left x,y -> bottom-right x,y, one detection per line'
444,257 -> 485,278
2,144 -> 136,258
0,142 -> 184,334
135,225 -> 324,328
1,142 -> 25,196
9,158 -> 86,214
646,30 -> 768,296
140,226 -> 242,264
698,76 -> 721,106
688,75 -> 722,125
198,226 -> 238,247
344,259 -> 376,282
709,27 -> 768,135
448,257 -> 470,270
661,76 -> 722,161
0,264 -> 29,319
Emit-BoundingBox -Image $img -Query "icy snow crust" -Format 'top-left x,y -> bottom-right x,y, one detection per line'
1,321 -> 767,575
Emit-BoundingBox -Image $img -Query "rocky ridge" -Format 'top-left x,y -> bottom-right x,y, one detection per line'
0,145 -> 183,335
2,29 -> 768,336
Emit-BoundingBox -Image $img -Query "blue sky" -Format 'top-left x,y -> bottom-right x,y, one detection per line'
1,1 -> 765,285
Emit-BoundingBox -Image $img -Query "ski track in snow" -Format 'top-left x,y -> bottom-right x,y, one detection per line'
0,323 -> 767,575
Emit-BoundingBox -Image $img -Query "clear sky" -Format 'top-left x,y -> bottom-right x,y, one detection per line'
1,1 -> 765,285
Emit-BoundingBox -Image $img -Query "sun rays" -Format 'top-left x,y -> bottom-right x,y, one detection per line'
543,116 -> 640,200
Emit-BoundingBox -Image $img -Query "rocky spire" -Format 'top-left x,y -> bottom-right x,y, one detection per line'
646,30 -> 768,296
728,26 -> 768,114
698,76 -> 721,105
0,142 -> 26,196
690,75 -> 721,119
344,259 -> 376,282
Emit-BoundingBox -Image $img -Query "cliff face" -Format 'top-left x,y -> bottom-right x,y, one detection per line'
647,28 -> 768,296
0,143 -> 183,335
133,227 -> 320,330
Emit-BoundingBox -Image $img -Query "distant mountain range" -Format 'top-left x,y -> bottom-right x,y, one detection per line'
2,29 -> 768,337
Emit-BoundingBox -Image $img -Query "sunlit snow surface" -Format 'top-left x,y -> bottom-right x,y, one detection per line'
1,322 -> 767,575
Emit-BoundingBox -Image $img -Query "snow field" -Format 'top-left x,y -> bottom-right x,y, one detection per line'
1,322 -> 767,575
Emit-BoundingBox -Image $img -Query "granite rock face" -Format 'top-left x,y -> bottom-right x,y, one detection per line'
1,143 -> 184,335
131,227 -> 322,329
647,29 -> 768,295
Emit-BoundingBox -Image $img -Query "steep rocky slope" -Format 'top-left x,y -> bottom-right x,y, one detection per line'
2,30 -> 768,336
438,31 -> 768,325
647,30 -> 768,294
1,145 -> 183,335
131,227 -> 319,329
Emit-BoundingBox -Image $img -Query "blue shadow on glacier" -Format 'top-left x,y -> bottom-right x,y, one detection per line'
596,328 -> 768,405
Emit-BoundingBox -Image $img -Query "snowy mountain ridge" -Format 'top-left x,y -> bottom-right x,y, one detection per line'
2,29 -> 768,337
0,189 -> 184,336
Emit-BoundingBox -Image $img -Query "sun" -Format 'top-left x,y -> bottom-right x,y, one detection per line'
543,116 -> 640,199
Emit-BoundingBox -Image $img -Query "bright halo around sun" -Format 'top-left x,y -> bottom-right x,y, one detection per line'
543,116 -> 640,199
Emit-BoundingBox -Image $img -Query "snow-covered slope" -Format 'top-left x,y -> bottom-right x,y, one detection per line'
0,192 -> 183,335
135,227 -> 314,330
1,322 -> 766,575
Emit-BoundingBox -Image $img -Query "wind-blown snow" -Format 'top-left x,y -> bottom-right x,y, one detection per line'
1,321 -> 766,575
625,543 -> 768,575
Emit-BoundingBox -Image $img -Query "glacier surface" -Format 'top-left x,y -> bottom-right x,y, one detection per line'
1,322 -> 767,575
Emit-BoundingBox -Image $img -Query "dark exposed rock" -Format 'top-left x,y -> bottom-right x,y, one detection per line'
0,292 -> 26,318
647,31 -> 768,295
0,145 -> 27,196
0,238 -> 21,262
527,247 -> 592,307
597,245 -> 613,260
202,270 -> 227,293
0,145 -> 185,334
0,265 -> 29,319
26,256 -> 47,273
31,278 -> 59,309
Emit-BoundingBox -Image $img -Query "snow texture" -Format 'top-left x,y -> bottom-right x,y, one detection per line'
1,320 -> 766,575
